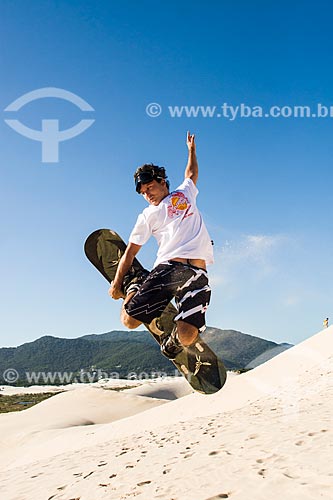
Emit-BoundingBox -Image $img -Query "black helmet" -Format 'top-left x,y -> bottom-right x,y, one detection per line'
134,163 -> 169,193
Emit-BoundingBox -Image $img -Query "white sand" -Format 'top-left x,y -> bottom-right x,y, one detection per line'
0,327 -> 332,500
0,377 -> 151,396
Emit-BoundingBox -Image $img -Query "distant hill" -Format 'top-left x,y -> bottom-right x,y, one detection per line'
203,328 -> 293,369
0,328 -> 292,385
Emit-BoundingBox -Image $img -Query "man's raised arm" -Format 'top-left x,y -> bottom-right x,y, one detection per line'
184,131 -> 198,185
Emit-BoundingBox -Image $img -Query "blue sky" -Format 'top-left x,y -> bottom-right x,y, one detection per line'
1,0 -> 332,347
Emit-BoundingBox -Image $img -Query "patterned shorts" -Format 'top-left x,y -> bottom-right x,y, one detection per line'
124,261 -> 211,332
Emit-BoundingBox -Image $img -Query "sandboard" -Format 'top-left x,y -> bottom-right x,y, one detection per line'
84,229 -> 227,394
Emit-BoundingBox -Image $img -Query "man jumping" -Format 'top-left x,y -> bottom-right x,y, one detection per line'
109,132 -> 214,359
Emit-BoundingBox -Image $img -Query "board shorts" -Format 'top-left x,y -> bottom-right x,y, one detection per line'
124,260 -> 211,332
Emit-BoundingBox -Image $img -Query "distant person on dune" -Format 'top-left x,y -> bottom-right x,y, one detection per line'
323,317 -> 329,329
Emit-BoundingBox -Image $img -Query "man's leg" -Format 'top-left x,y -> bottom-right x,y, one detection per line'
124,264 -> 178,328
161,264 -> 211,359
119,268 -> 151,329
176,320 -> 199,346
120,292 -> 142,329
121,262 -> 210,359
160,320 -> 199,360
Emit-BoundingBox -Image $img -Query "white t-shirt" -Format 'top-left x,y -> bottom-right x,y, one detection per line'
129,178 -> 214,268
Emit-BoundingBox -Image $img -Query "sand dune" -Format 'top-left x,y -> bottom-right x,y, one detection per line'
0,327 -> 332,500
0,385 -> 169,470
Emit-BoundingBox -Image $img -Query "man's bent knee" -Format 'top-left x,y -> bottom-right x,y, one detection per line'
121,306 -> 142,329
120,293 -> 142,329
176,320 -> 199,347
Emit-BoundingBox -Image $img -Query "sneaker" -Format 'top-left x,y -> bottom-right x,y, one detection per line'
123,269 -> 149,296
160,328 -> 183,360
149,318 -> 164,336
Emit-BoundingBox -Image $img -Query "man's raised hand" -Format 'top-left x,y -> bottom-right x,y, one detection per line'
186,131 -> 196,151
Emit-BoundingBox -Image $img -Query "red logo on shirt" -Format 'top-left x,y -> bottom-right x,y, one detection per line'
167,192 -> 193,219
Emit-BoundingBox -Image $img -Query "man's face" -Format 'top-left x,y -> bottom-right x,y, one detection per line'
140,179 -> 169,206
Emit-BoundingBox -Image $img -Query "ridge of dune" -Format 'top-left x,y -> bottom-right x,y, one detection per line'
1,327 -> 332,469
0,327 -> 332,499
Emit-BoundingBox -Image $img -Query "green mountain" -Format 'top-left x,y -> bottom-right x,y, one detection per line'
0,328 -> 292,385
203,328 -> 292,369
